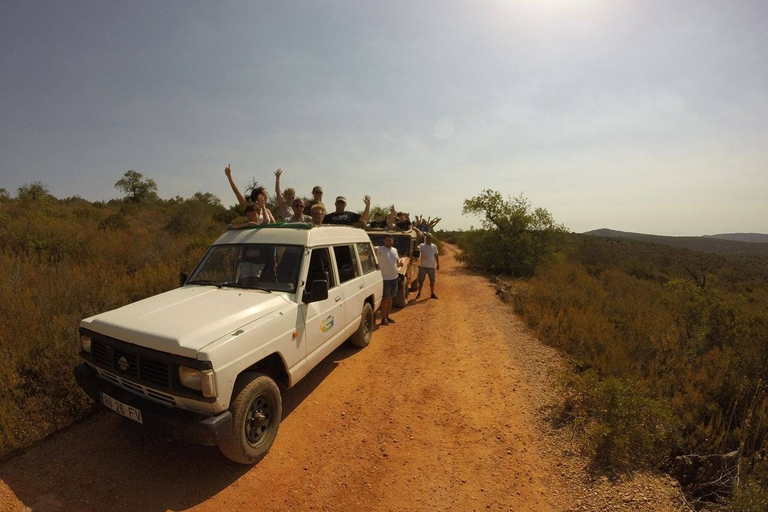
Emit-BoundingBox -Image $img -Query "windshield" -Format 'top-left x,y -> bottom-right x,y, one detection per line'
368,234 -> 413,256
188,244 -> 303,293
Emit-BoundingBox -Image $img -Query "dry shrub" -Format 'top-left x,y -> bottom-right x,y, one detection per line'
0,195 -> 226,457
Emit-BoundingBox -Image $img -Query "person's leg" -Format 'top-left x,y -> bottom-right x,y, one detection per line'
381,279 -> 395,324
381,297 -> 392,324
428,268 -> 437,298
417,267 -> 427,298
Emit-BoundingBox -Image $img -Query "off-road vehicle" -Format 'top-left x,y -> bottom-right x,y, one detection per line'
75,224 -> 382,464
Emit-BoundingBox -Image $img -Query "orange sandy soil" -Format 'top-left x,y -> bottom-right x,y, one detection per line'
0,245 -> 689,512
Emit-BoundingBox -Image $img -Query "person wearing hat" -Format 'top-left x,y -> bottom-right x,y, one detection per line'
323,195 -> 371,225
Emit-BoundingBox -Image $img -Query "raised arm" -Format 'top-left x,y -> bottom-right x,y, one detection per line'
225,164 -> 249,210
258,196 -> 276,224
386,205 -> 397,228
274,168 -> 287,211
361,195 -> 371,223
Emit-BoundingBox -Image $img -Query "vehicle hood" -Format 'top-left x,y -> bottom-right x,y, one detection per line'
81,286 -> 291,359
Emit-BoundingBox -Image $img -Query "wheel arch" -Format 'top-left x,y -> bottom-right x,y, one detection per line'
238,352 -> 290,390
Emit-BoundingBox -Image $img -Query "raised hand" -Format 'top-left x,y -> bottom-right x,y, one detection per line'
274,168 -> 282,179
225,164 -> 232,177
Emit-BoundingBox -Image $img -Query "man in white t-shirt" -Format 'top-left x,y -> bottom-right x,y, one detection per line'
416,234 -> 440,299
375,235 -> 402,326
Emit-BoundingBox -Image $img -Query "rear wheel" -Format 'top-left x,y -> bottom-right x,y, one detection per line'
219,373 -> 282,464
394,279 -> 409,308
350,302 -> 374,348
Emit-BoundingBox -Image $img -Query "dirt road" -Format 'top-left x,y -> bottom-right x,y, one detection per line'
0,245 -> 688,511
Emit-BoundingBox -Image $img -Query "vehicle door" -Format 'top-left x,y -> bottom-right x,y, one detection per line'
356,241 -> 383,304
303,247 -> 343,357
332,244 -> 363,331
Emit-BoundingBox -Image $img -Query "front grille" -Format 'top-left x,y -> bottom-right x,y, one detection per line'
92,340 -> 170,388
97,369 -> 177,407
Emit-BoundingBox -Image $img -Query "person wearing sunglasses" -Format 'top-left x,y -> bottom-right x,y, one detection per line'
307,186 -> 324,211
286,199 -> 312,223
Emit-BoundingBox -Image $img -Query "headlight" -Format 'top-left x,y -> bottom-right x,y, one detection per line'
80,334 -> 92,354
179,366 -> 217,398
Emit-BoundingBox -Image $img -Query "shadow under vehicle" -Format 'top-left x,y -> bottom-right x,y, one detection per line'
74,224 -> 383,464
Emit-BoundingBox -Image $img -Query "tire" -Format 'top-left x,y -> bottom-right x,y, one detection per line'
219,373 -> 282,464
394,280 -> 408,308
350,302 -> 374,348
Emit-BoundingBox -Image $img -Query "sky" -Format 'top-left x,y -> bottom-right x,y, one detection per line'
1,0 -> 766,235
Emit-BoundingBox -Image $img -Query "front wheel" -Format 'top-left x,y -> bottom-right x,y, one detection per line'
350,302 -> 374,348
219,373 -> 282,464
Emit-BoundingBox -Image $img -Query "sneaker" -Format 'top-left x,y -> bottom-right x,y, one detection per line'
431,294 -> 438,299
386,318 -> 396,324
381,319 -> 390,326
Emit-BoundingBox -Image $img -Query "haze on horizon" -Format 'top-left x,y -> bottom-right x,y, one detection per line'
1,0 -> 766,236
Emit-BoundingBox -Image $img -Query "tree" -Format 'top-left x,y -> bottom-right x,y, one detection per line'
460,189 -> 570,277
16,181 -> 50,201
115,170 -> 158,203
0,188 -> 9,201
192,191 -> 223,208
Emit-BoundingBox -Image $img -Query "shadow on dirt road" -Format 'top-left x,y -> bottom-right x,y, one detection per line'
0,344 -> 361,512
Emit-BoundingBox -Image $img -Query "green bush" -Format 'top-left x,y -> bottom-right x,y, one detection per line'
459,190 -> 570,277
565,370 -> 682,471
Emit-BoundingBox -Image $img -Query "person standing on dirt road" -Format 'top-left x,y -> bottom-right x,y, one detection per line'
415,233 -> 439,299
375,234 -> 402,326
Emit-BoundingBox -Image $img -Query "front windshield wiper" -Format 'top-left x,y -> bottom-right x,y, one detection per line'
187,280 -> 272,292
214,281 -> 273,292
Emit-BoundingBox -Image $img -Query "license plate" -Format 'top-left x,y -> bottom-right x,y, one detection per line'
101,392 -> 143,424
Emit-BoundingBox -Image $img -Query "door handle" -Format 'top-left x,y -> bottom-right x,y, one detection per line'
335,296 -> 342,302
359,284 -> 364,289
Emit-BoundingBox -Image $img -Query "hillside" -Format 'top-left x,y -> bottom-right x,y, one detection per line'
583,228 -> 768,257
706,233 -> 768,244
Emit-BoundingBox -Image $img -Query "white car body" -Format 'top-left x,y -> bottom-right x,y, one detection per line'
77,224 -> 382,420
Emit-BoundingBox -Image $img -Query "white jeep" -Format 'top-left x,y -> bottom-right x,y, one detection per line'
74,224 -> 382,464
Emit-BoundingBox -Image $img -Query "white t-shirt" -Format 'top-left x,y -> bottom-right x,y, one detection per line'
419,243 -> 438,268
377,246 -> 400,281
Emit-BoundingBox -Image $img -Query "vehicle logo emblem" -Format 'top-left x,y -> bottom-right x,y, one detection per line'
117,356 -> 129,372
320,316 -> 334,333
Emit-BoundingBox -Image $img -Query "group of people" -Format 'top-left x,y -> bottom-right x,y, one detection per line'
225,165 -> 440,232
375,233 -> 440,326
224,164 -> 441,325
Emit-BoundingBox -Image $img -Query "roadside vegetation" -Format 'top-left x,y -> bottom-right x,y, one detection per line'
448,190 -> 768,510
0,173 -> 238,458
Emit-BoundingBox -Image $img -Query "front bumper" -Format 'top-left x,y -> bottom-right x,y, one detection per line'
74,363 -> 231,446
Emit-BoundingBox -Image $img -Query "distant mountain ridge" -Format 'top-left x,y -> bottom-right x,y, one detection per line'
582,229 -> 768,257
704,233 -> 768,244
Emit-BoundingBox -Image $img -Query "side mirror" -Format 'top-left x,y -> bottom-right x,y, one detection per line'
179,272 -> 188,287
303,280 -> 329,303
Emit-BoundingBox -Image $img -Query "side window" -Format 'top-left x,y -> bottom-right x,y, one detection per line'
357,242 -> 378,274
306,248 -> 336,290
333,245 -> 361,284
